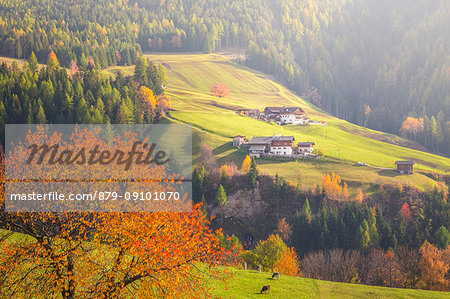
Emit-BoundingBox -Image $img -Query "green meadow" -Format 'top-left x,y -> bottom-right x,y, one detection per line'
209,267 -> 449,298
2,54 -> 448,192
133,53 -> 449,193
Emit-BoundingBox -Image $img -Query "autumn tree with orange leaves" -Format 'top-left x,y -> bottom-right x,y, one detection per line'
419,241 -> 450,291
274,247 -> 301,276
47,50 -> 60,72
356,189 -> 364,203
400,202 -> 412,221
322,172 -> 349,200
211,84 -> 230,98
0,127 -> 230,298
139,85 -> 157,122
276,217 -> 292,244
400,117 -> 424,140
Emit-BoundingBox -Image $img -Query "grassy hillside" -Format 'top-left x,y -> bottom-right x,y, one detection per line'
108,53 -> 450,192
209,267 -> 448,298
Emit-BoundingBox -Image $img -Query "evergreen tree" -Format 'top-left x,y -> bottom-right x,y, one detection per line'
356,219 -> 370,250
434,226 -> 449,249
75,97 -> 89,123
0,101 -> 6,125
301,198 -> 311,224
35,100 -> 47,124
134,56 -> 148,85
215,184 -> 228,206
248,157 -> 258,191
29,52 -> 39,73
192,167 -> 204,203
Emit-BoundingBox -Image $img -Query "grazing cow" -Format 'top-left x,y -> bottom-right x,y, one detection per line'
257,265 -> 261,273
272,272 -> 280,280
260,285 -> 270,294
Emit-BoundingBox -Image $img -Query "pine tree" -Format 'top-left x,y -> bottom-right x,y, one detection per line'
192,167 -> 204,203
301,198 -> 311,223
35,100 -> 47,124
134,56 -> 148,85
80,53 -> 88,68
29,52 -> 39,73
434,226 -> 449,249
356,219 -> 370,250
75,97 -> 89,123
61,93 -> 73,114
0,101 -> 6,126
215,184 -> 228,206
248,157 -> 258,191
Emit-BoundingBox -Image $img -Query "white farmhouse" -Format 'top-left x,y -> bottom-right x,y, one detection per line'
264,106 -> 309,125
297,142 -> 315,155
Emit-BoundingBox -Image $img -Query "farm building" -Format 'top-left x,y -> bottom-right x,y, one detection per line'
395,161 -> 415,174
246,135 -> 295,157
297,142 -> 315,155
264,106 -> 308,125
270,136 -> 296,156
236,109 -> 264,120
232,135 -> 247,147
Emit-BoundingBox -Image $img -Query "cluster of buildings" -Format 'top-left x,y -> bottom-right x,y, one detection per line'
234,107 -> 416,174
233,134 -> 316,159
237,106 -> 310,125
233,134 -> 416,174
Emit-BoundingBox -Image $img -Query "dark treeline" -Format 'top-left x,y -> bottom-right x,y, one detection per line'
1,0 -> 448,155
0,52 -> 168,143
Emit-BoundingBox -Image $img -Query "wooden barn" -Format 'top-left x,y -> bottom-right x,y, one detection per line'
395,161 -> 415,174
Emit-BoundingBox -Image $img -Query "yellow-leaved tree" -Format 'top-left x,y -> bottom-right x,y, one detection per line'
241,155 -> 251,173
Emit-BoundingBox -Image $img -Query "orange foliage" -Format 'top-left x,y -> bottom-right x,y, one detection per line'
47,50 -> 60,70
400,117 -> 424,137
419,241 -> 450,291
356,189 -> 364,203
400,202 -> 412,221
342,182 -> 349,199
0,128 -> 231,297
276,218 -> 292,244
219,163 -> 238,178
139,86 -> 156,109
156,94 -> 171,117
139,86 -> 157,120
211,84 -> 230,98
241,155 -> 251,173
274,247 -> 301,276
322,172 -> 348,200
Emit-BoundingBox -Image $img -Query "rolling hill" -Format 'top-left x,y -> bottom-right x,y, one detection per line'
104,53 -> 449,194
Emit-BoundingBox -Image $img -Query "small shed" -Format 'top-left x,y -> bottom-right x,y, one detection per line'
395,161 -> 415,174
232,135 -> 246,147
